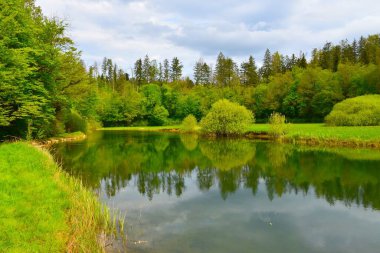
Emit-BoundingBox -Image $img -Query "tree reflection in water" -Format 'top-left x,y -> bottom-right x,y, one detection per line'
54,131 -> 380,210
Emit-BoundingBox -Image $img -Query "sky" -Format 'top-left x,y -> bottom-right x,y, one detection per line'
35,0 -> 380,76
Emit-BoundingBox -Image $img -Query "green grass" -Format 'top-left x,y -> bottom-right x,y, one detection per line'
98,125 -> 181,131
99,123 -> 380,147
0,142 -> 118,252
248,123 -> 380,147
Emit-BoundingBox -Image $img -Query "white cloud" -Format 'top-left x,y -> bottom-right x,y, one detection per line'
36,0 -> 380,76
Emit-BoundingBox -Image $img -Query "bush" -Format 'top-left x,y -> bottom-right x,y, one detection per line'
200,99 -> 254,135
149,105 -> 169,126
325,95 -> 380,126
181,114 -> 198,132
65,110 -> 88,133
268,112 -> 288,138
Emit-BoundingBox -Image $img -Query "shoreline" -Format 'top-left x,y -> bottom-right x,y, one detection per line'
97,124 -> 380,149
31,132 -> 87,147
0,142 -> 119,252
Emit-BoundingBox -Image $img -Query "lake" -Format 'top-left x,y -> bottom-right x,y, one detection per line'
53,130 -> 380,253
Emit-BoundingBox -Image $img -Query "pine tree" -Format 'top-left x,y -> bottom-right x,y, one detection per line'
170,57 -> 183,82
352,39 -> 358,63
142,55 -> 150,83
358,36 -> 368,64
158,62 -> 163,83
149,59 -> 158,83
194,58 -> 211,85
134,58 -> 143,86
271,51 -> 283,74
163,59 -> 170,83
260,49 -> 272,83
240,55 -> 258,86
297,52 -> 307,68
215,52 -> 226,85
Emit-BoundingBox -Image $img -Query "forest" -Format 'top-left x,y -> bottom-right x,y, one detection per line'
1,0 -> 380,139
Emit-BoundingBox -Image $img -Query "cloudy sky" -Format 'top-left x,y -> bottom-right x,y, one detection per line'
35,0 -> 380,76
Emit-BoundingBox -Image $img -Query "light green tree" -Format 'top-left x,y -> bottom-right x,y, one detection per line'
200,99 -> 254,135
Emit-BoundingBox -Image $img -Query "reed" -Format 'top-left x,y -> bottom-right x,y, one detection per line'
0,142 -> 126,252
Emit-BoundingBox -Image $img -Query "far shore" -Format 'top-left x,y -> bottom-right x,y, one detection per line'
97,123 -> 380,149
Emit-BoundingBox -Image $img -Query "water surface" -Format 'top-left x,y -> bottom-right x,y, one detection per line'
53,131 -> 380,253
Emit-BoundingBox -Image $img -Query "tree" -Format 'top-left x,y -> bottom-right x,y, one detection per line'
260,49 -> 272,83
158,62 -> 163,83
271,51 -> 284,74
163,59 -> 170,83
181,114 -> 198,132
240,56 -> 259,86
149,59 -> 158,83
134,58 -> 143,86
194,58 -> 211,85
296,52 -> 307,68
200,99 -> 254,135
149,105 -> 169,126
0,0 -> 90,138
170,57 -> 183,82
142,55 -> 150,83
215,52 -> 239,86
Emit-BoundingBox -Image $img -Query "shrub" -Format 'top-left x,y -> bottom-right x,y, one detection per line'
200,99 -> 254,135
181,114 -> 198,132
149,105 -> 169,126
325,95 -> 380,126
65,110 -> 88,133
268,112 -> 288,138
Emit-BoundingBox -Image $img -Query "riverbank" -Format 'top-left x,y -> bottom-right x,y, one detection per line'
247,124 -> 380,148
31,131 -> 87,147
98,125 -> 181,132
0,142 -> 113,252
98,124 -> 380,148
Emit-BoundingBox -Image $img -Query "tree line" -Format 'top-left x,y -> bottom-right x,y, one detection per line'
1,0 -> 380,139
89,34 -> 380,126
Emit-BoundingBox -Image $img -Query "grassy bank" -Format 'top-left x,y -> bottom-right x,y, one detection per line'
0,142 -> 115,252
99,124 -> 380,148
98,125 -> 181,131
247,123 -> 380,147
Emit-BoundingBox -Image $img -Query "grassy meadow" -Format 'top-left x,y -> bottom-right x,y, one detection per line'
248,124 -> 380,141
98,125 -> 181,131
98,123 -> 380,147
0,142 -> 118,253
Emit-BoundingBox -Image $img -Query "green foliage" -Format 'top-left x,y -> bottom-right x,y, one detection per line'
149,105 -> 169,126
200,139 -> 255,170
200,99 -> 254,135
325,95 -> 380,126
0,0 -> 98,139
65,110 -> 88,133
176,94 -> 202,120
1,0 -> 380,139
268,112 -> 288,138
181,114 -> 198,132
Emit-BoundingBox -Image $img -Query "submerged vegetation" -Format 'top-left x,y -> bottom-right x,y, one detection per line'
0,142 -> 123,252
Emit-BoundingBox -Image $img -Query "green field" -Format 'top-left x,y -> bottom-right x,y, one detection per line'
0,143 -> 113,252
98,125 -> 181,131
98,123 -> 380,147
248,124 -> 380,142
